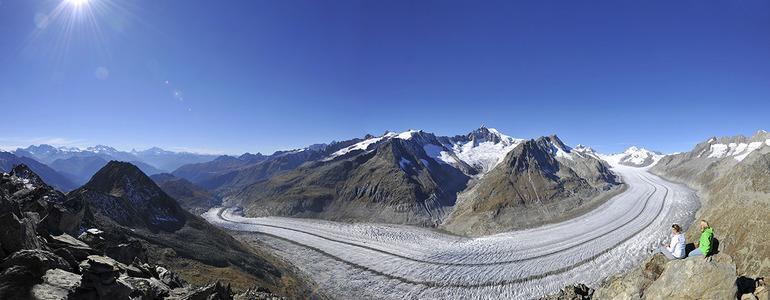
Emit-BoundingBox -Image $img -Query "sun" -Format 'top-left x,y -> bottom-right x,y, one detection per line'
65,0 -> 90,7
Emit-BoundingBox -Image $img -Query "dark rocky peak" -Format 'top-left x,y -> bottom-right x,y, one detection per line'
506,139 -> 562,177
467,126 -> 504,144
84,161 -> 159,195
542,135 -> 571,151
78,161 -> 186,232
9,164 -> 47,188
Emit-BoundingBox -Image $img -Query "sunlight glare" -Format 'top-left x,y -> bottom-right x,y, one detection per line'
66,0 -> 90,7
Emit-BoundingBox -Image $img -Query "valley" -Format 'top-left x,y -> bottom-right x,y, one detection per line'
204,164 -> 699,299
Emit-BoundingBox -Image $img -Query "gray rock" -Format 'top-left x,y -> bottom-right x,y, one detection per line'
31,268 -> 82,300
0,249 -> 71,277
643,254 -> 737,299
0,265 -> 36,299
104,240 -> 147,264
123,276 -> 172,299
593,253 -> 668,299
156,265 -> 186,289
0,211 -> 43,256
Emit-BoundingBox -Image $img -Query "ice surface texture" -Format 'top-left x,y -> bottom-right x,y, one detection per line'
204,165 -> 699,299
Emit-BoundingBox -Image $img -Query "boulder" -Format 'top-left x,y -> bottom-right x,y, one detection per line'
80,255 -> 134,299
157,265 -> 186,289
0,211 -> 43,256
48,233 -> 96,260
123,276 -> 172,299
31,268 -> 82,300
0,265 -> 36,299
0,249 -> 71,278
593,253 -> 668,299
41,198 -> 86,235
643,254 -> 737,299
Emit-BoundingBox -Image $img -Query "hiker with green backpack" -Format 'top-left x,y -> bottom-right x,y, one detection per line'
688,220 -> 714,257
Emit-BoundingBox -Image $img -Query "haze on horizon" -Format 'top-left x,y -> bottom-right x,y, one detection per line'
2,0 -> 769,155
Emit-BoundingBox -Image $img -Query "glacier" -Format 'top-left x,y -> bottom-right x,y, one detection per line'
203,164 -> 699,299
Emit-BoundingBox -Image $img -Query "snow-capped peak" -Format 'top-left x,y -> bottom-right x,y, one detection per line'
396,130 -> 421,140
600,146 -> 664,168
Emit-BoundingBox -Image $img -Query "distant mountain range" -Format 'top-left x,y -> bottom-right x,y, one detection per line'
5,145 -> 218,189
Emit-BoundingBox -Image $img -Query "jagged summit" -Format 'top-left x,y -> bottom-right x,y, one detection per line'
9,164 -> 45,186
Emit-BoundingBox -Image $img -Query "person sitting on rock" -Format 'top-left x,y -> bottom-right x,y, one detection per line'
658,223 -> 686,259
688,220 -> 714,258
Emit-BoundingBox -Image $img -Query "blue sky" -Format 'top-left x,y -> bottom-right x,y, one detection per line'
1,0 -> 768,155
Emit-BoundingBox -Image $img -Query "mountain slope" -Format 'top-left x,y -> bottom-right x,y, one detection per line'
441,135 -> 621,235
226,133 -> 471,226
223,129 -> 619,234
650,130 -> 770,276
0,152 -> 76,191
151,173 -> 221,215
173,139 -> 366,194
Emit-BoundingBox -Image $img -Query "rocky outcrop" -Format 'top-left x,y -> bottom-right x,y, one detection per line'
593,253 -> 738,300
643,254 -> 737,299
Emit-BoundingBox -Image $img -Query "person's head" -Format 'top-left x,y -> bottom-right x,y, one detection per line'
671,224 -> 682,234
700,220 -> 710,231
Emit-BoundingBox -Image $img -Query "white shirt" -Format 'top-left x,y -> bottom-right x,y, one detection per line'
667,233 -> 686,258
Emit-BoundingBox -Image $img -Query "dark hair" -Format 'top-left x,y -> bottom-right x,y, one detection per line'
672,224 -> 682,233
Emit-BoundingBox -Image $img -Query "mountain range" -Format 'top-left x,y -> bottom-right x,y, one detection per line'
187,126 -> 621,235
3,127 -> 652,237
6,145 -> 218,190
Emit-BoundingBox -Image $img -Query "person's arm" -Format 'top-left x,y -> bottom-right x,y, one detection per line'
668,235 -> 677,252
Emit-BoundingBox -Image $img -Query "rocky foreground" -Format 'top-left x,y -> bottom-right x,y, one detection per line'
546,253 -> 768,300
0,163 -> 310,299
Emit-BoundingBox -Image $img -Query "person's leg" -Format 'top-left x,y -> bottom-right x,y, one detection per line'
689,248 -> 703,257
657,246 -> 676,260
